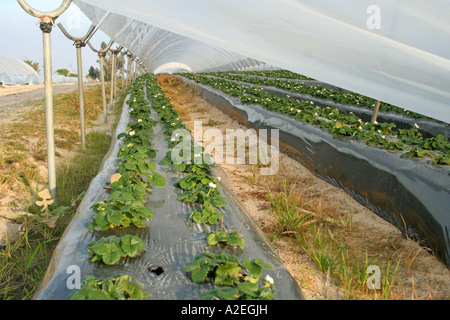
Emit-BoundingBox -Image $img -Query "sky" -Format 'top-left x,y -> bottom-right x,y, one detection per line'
0,0 -> 112,77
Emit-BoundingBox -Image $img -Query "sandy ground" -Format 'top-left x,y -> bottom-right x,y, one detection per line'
157,75 -> 450,300
0,81 -> 105,242
0,81 -> 99,107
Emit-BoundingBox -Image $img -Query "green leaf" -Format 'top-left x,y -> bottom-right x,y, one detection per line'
191,264 -> 209,283
209,196 -> 227,207
217,287 -> 240,300
237,282 -> 259,297
101,245 -> 124,265
253,258 -> 274,271
87,289 -> 111,300
172,162 -> 186,171
150,172 -> 166,187
206,233 -> 218,246
107,210 -> 123,227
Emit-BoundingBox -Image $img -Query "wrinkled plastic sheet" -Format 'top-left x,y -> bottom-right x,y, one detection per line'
33,95 -> 304,300
180,76 -> 450,267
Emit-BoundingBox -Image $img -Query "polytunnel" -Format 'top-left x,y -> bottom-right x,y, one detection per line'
0,56 -> 41,85
22,0 -> 449,301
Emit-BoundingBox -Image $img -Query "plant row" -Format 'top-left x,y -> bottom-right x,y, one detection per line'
144,73 -> 278,300
178,73 -> 450,166
208,69 -> 315,81
69,77 -> 167,300
200,71 -> 426,119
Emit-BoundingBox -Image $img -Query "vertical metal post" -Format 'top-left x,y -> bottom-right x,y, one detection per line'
42,23 -> 57,200
99,54 -> 107,123
57,23 -> 95,149
109,46 -> 123,108
371,100 -> 381,123
126,53 -> 133,87
75,41 -> 86,148
16,0 -> 73,202
87,40 -> 114,124
110,51 -> 116,109
120,53 -> 125,90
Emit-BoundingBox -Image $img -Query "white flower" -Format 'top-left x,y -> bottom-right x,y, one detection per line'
137,119 -> 142,123
162,106 -> 165,109
374,120 -> 378,124
217,177 -> 221,181
171,137 -> 176,141
129,130 -> 135,136
414,123 -> 420,129
208,182 -> 217,188
129,108 -> 134,112
265,275 -> 274,285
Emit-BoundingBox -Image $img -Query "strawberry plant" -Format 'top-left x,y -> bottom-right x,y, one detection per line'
87,235 -> 145,265
206,230 -> 246,249
420,134 -> 450,152
201,279 -> 276,300
184,251 -> 274,285
189,202 -> 223,225
69,275 -> 150,300
89,193 -> 154,231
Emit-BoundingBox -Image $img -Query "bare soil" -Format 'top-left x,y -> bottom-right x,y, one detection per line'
157,74 -> 450,300
0,81 -> 109,243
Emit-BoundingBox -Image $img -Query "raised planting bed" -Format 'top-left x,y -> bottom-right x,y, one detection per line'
33,75 -> 304,300
178,75 -> 450,267
180,74 -> 450,166
202,72 -> 450,140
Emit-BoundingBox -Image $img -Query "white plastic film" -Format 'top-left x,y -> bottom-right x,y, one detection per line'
73,0 -> 450,123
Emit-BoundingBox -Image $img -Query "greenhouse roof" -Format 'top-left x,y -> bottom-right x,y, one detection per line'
72,0 -> 449,123
0,56 -> 40,85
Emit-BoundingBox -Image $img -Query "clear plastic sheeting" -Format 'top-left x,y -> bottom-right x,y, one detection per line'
74,0 -> 450,124
0,56 -> 41,85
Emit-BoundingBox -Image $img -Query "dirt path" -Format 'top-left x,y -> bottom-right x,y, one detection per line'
157,74 -> 450,300
0,82 -> 99,111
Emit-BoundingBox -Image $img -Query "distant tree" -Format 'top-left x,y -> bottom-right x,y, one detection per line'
56,68 -> 71,77
56,69 -> 78,77
22,58 -> 40,73
88,66 -> 101,80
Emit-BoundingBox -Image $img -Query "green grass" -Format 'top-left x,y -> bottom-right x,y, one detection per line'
0,83 -> 125,300
55,131 -> 112,206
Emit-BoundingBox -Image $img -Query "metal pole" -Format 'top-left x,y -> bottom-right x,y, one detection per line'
87,40 -> 114,123
109,46 -> 123,108
57,23 -> 95,149
99,54 -> 107,123
75,41 -> 86,148
110,52 -> 115,109
42,24 -> 57,200
16,0 -> 72,202
371,100 -> 381,123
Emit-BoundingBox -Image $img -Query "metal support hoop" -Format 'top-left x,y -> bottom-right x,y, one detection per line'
17,0 -> 72,19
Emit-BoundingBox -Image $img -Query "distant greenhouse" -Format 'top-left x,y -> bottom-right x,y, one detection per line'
0,56 -> 79,85
0,56 -> 41,85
